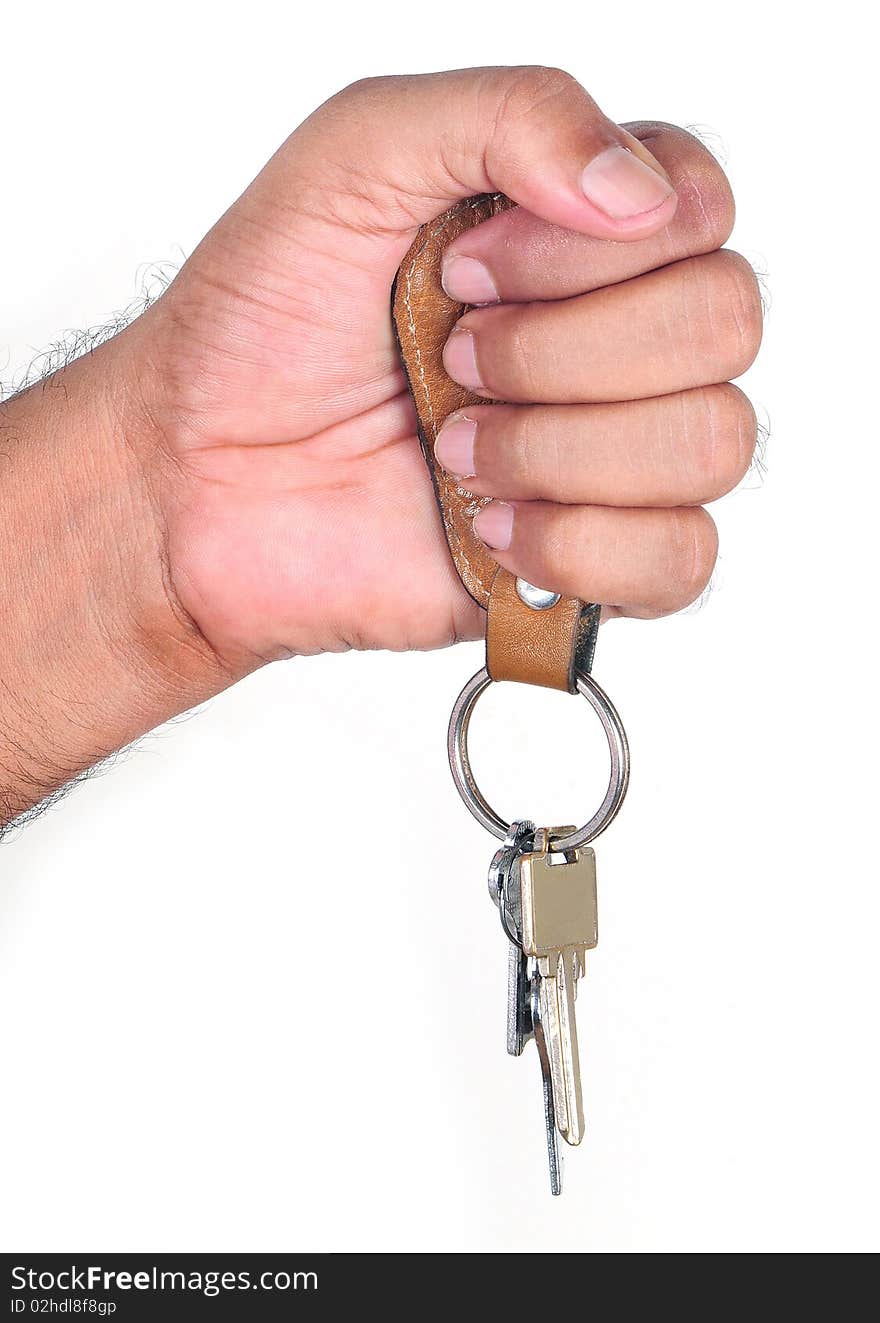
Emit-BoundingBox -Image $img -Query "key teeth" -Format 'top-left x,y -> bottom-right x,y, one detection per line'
506,941 -> 532,1057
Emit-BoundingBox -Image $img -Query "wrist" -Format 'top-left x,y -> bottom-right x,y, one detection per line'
0,326 -> 231,825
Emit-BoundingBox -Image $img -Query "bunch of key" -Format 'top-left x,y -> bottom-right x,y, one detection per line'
488,820 -> 598,1195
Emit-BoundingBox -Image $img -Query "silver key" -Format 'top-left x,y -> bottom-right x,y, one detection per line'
488,821 -> 597,1193
488,823 -> 563,1192
518,827 -> 597,1148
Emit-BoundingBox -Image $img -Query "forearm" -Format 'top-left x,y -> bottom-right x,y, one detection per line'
0,329 -> 228,827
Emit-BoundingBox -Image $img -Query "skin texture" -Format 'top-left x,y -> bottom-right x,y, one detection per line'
0,68 -> 762,824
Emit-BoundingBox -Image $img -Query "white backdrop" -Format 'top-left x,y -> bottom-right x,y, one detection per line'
1,0 -> 877,1253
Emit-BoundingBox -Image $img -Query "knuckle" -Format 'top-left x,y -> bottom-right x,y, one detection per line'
711,251 -> 764,373
696,385 -> 759,497
667,508 -> 718,606
490,66 -> 588,138
503,65 -> 582,105
628,123 -> 735,249
717,384 -> 758,488
684,252 -> 763,375
680,155 -> 736,252
332,75 -> 390,106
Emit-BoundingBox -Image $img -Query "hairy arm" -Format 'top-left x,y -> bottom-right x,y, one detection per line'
0,332 -> 228,829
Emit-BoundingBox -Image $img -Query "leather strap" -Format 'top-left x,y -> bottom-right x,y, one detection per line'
392,194 -> 599,693
487,573 -> 600,692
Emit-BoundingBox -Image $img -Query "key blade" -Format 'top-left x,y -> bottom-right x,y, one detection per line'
541,1063 -> 564,1196
540,949 -> 585,1146
557,948 -> 585,1144
531,968 -> 564,1196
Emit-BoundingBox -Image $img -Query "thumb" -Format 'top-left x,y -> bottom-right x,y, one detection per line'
291,66 -> 677,241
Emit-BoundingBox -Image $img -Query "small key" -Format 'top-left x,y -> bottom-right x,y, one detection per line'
517,827 -> 597,1147
487,820 -> 596,1192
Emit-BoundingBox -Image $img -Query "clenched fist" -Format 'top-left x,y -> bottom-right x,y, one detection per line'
0,67 -> 762,822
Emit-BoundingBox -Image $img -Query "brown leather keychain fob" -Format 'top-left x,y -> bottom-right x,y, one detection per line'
392,193 -> 600,691
392,195 -> 630,1195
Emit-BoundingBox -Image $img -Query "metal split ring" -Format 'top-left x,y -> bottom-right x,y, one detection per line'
447,668 -> 630,852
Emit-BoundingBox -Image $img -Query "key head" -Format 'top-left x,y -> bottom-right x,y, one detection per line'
518,828 -> 598,959
488,819 -> 534,944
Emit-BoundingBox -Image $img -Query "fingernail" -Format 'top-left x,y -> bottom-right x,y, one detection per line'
474,500 -> 514,551
443,329 -> 483,391
435,415 -> 477,478
580,146 -> 674,220
441,255 -> 500,305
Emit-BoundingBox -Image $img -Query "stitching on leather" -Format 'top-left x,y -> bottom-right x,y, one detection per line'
401,196 -> 489,598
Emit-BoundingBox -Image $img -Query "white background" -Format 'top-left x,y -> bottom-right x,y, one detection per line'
1,0 -> 877,1254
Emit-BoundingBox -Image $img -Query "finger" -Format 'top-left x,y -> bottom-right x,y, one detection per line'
443,250 -> 763,403
441,123 -> 734,304
433,386 -> 757,506
285,67 -> 677,241
471,500 -> 718,618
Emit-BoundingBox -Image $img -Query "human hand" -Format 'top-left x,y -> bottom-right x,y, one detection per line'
0,67 -> 763,823
127,66 -> 761,673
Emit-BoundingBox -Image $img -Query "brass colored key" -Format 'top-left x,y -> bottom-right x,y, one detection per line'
518,828 -> 597,1146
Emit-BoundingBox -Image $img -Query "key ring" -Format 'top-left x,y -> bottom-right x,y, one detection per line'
447,667 -> 630,852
